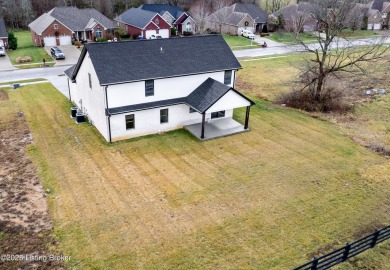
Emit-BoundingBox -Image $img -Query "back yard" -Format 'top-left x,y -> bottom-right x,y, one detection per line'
1,77 -> 389,269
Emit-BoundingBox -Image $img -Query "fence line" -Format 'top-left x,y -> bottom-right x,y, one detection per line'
294,225 -> 390,270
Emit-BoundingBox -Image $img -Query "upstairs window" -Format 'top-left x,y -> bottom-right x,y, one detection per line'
88,73 -> 92,89
125,114 -> 135,129
145,80 -> 154,96
224,70 -> 232,85
54,24 -> 58,30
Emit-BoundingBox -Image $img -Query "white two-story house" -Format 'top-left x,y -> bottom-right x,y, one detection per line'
65,35 -> 254,142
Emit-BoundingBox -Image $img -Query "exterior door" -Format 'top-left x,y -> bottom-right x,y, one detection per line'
59,35 -> 72,45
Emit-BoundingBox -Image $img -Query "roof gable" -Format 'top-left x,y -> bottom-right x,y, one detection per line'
232,3 -> 268,23
72,35 -> 241,85
28,13 -> 56,34
0,18 -> 8,38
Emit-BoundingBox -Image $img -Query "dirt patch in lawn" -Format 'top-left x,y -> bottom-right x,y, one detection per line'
0,90 -> 8,100
0,107 -> 64,270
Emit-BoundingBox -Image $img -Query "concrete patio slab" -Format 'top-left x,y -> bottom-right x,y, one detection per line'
184,118 -> 248,140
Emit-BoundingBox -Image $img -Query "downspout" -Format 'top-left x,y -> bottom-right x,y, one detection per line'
67,78 -> 71,101
105,86 -> 112,143
233,69 -> 237,88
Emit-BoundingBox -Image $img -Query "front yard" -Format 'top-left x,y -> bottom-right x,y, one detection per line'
2,80 -> 388,269
7,30 -> 53,68
266,32 -> 318,44
223,35 -> 259,50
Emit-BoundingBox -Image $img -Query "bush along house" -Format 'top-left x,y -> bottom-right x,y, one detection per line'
65,35 -> 254,142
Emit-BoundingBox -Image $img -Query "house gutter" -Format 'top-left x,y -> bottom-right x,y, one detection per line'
105,86 -> 112,143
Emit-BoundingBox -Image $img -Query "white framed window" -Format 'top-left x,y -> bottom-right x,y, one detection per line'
54,24 -> 58,30
95,29 -> 103,39
224,70 -> 232,85
155,19 -> 159,25
185,22 -> 192,32
145,80 -> 154,96
160,109 -> 168,124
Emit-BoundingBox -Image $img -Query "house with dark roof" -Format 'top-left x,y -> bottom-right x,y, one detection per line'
28,7 -> 116,47
115,8 -> 171,39
355,0 -> 390,29
206,3 -> 268,35
139,4 -> 196,34
0,18 -> 8,49
65,35 -> 254,142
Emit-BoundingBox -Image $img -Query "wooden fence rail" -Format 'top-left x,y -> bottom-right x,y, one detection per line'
294,225 -> 390,270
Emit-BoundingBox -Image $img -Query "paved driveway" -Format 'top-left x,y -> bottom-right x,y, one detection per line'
44,45 -> 81,66
0,53 -> 16,71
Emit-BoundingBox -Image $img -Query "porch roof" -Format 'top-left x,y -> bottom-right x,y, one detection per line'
106,78 -> 255,116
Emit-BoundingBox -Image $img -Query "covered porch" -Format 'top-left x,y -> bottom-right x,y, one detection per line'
185,117 -> 249,141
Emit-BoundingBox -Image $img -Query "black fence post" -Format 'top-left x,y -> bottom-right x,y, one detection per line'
371,230 -> 380,248
342,243 -> 351,261
311,257 -> 318,270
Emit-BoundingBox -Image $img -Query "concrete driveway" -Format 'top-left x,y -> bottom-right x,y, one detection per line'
0,53 -> 16,71
44,45 -> 81,66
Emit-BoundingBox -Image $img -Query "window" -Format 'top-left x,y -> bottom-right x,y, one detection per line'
224,70 -> 232,85
155,19 -> 159,25
189,107 -> 196,113
54,24 -> 58,30
88,73 -> 92,89
160,109 -> 168,123
185,22 -> 192,32
95,29 -> 103,39
125,114 -> 135,129
211,111 -> 225,119
145,80 -> 154,96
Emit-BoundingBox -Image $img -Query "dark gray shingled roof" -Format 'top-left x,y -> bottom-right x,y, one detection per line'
0,18 -> 7,38
233,3 -> 268,23
64,65 -> 76,78
371,0 -> 385,10
72,35 -> 242,86
107,78 -> 254,115
115,8 -> 156,29
139,4 -> 188,20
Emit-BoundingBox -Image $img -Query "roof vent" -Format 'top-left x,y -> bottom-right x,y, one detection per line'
160,47 -> 163,53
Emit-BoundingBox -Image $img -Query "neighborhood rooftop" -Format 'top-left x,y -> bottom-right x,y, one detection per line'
71,35 -> 242,85
0,18 -> 7,38
139,4 -> 187,19
115,8 -> 158,29
233,3 -> 268,23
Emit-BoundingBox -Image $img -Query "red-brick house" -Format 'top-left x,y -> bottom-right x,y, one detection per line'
28,7 -> 116,47
115,8 -> 171,39
0,18 -> 8,49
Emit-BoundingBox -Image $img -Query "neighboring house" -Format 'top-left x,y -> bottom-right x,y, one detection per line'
271,2 -> 319,32
65,35 -> 254,142
349,3 -> 382,30
0,18 -> 8,49
206,3 -> 268,35
139,4 -> 196,34
115,8 -> 171,39
361,0 -> 390,29
28,7 -> 116,47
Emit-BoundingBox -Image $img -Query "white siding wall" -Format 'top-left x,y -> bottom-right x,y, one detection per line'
107,70 -> 235,108
206,90 -> 251,113
73,52 -> 109,141
110,104 -> 203,141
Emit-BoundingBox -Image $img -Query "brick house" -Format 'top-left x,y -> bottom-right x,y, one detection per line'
0,18 -> 8,49
115,8 -> 171,39
28,7 -> 116,47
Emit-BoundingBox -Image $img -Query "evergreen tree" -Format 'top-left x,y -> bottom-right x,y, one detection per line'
8,32 -> 18,50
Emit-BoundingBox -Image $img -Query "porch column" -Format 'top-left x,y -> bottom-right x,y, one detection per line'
244,106 -> 251,129
201,112 -> 206,139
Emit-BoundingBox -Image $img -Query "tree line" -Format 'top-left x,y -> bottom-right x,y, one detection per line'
0,0 -> 293,29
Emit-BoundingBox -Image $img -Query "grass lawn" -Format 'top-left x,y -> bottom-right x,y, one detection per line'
4,83 -> 389,269
223,35 -> 259,50
7,30 -> 52,65
340,29 -> 381,39
267,32 -> 318,45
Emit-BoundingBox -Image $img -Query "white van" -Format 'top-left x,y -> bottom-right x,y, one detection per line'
242,30 -> 255,40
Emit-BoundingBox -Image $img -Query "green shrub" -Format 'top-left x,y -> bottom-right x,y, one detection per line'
8,32 -> 18,50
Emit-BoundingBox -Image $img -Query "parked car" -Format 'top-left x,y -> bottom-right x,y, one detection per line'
150,35 -> 162,39
0,46 -> 5,56
50,47 -> 65,60
242,30 -> 255,40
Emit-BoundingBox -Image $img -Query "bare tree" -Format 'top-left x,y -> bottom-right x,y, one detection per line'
190,0 -> 212,34
264,0 -> 290,13
290,0 -> 389,110
209,0 -> 232,34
